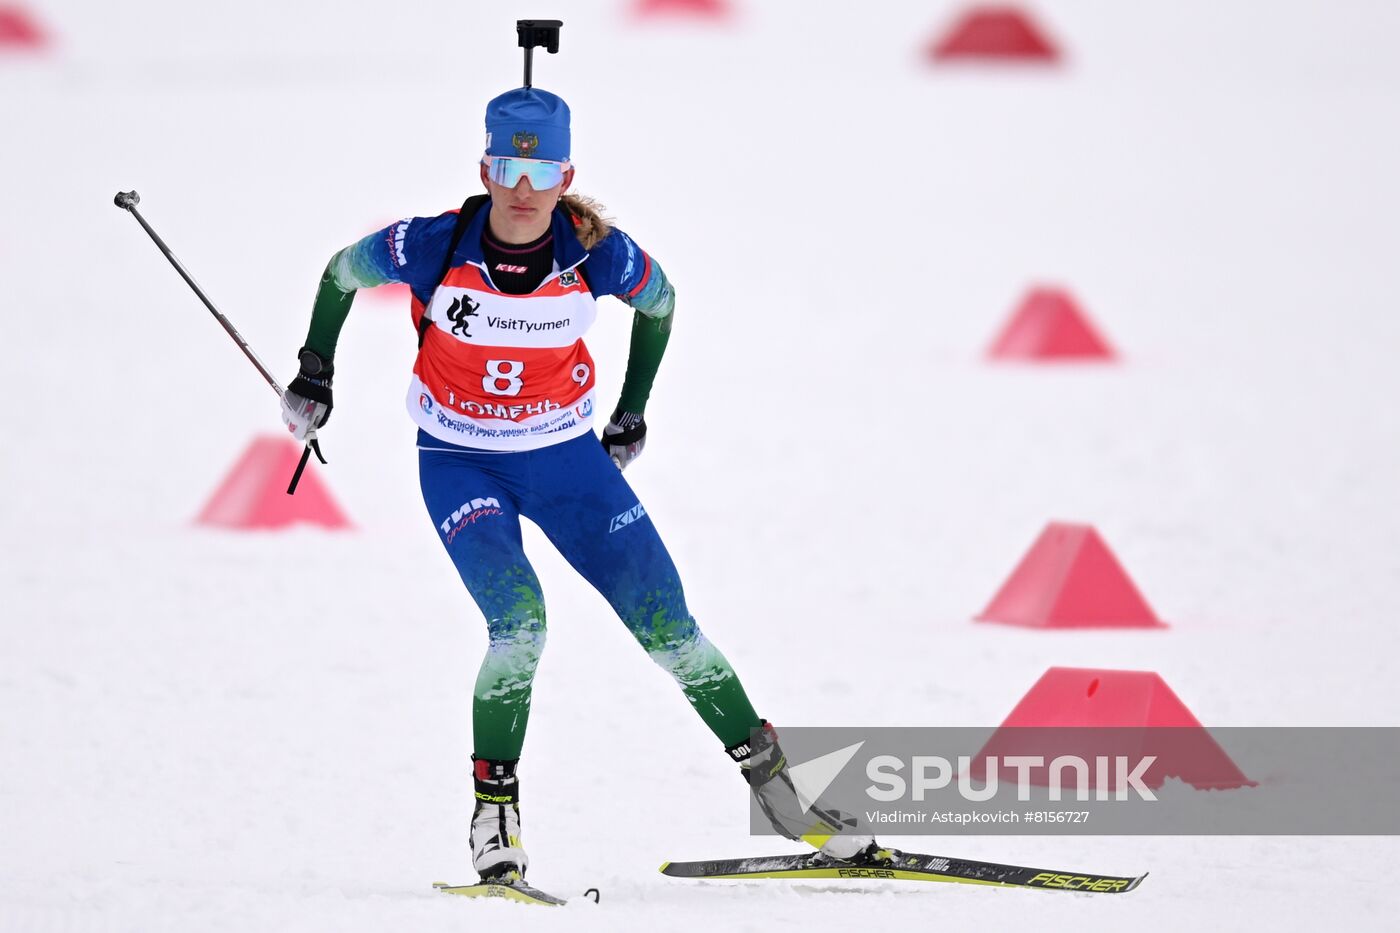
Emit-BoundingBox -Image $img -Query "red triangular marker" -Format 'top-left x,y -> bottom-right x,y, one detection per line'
0,6 -> 48,50
360,281 -> 412,306
999,668 -> 1198,727
632,0 -> 731,20
987,287 -> 1116,360
196,435 -> 352,530
972,667 -> 1253,790
977,523 -> 1163,628
929,5 -> 1060,62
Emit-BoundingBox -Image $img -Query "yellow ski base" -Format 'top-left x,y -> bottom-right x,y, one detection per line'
660,851 -> 1145,894
665,866 -> 1006,887
432,880 -> 567,906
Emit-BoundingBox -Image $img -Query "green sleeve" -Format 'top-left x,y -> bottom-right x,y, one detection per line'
614,257 -> 676,414
616,306 -> 673,414
302,262 -> 357,361
301,231 -> 399,361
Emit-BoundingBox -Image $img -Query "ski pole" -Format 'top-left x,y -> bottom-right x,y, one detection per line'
114,190 -> 326,493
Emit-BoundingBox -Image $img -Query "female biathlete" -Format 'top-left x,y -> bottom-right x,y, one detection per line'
279,83 -> 877,884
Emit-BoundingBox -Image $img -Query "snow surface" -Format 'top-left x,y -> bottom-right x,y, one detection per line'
4,0 -> 1400,929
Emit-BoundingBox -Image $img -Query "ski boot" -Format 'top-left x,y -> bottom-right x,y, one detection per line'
728,721 -> 885,863
470,756 -> 529,881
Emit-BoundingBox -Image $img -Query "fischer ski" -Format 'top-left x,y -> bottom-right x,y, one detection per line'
660,849 -> 1146,894
433,879 -> 599,907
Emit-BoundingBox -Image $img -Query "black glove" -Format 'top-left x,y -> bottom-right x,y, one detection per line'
600,409 -> 646,470
280,347 -> 334,440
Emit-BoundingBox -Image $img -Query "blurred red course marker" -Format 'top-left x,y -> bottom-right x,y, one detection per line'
973,667 -> 1254,790
631,0 -> 731,20
977,523 -> 1163,629
0,5 -> 48,51
987,286 -> 1116,361
360,281 -> 411,307
929,5 -> 1059,63
1001,668 -> 1202,727
197,435 -> 351,531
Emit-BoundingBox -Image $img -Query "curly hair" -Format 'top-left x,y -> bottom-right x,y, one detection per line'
560,193 -> 614,249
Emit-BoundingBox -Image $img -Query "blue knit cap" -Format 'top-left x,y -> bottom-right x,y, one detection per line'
484,87 -> 571,162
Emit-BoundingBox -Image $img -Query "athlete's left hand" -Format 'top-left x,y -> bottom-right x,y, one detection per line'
601,410 -> 647,470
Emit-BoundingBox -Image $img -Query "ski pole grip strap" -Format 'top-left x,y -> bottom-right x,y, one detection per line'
286,437 -> 327,495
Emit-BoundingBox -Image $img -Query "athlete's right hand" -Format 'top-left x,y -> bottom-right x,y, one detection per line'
280,347 -> 334,441
601,409 -> 647,470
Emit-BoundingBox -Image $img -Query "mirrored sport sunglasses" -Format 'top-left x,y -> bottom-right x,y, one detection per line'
482,156 -> 571,189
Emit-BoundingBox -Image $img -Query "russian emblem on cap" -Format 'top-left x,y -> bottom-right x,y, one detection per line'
512,132 -> 540,157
